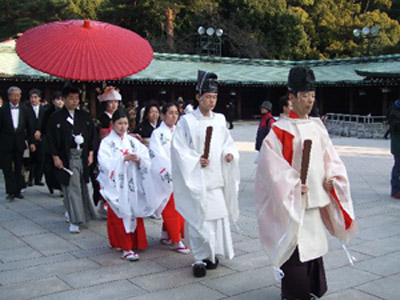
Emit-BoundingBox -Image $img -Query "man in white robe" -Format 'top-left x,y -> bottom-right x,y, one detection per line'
255,67 -> 357,300
171,70 -> 240,277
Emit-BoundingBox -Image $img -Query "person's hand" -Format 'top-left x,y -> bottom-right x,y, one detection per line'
29,144 -> 36,152
301,184 -> 309,195
200,157 -> 209,168
53,156 -> 64,169
88,152 -> 94,166
225,153 -> 233,163
142,138 -> 150,147
124,153 -> 140,164
34,130 -> 41,141
323,179 -> 334,192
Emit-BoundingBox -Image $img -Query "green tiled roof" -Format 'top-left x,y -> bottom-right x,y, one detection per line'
1,39 -> 400,86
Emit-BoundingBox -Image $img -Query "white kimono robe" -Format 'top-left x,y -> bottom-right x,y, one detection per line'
171,108 -> 240,261
255,116 -> 357,268
148,121 -> 175,217
97,130 -> 156,234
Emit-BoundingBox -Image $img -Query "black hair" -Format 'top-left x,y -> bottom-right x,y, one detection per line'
51,91 -> 62,101
144,101 -> 160,120
161,102 -> 178,114
279,95 -> 290,113
112,107 -> 128,122
62,85 -> 80,98
29,88 -> 41,98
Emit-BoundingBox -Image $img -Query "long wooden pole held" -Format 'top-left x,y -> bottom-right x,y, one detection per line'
202,126 -> 213,159
300,139 -> 312,184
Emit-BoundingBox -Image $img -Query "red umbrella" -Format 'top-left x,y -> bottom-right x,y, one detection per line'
16,19 -> 153,81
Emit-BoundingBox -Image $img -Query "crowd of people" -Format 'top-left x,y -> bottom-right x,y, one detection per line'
0,67 -> 357,300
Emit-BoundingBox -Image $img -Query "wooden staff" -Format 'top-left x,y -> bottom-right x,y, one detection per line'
202,126 -> 213,159
300,139 -> 312,184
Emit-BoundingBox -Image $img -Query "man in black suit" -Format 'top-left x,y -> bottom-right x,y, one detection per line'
26,89 -> 46,186
0,86 -> 36,201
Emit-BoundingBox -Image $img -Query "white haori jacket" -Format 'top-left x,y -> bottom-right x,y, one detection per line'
255,116 -> 357,268
171,108 -> 240,241
97,130 -> 156,233
148,121 -> 175,217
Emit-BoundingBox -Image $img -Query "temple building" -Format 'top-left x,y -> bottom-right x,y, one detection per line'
1,39 -> 399,119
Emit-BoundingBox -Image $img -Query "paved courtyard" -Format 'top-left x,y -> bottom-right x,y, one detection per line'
0,122 -> 399,300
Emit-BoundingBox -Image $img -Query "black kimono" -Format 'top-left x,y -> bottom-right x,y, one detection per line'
47,107 -> 98,186
41,105 -> 61,192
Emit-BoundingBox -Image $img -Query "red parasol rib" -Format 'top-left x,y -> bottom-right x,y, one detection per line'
16,19 -> 153,81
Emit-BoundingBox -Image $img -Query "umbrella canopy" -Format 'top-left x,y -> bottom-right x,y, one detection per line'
16,19 -> 153,81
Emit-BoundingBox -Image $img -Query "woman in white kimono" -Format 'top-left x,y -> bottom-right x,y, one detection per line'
149,103 -> 190,254
97,108 -> 156,261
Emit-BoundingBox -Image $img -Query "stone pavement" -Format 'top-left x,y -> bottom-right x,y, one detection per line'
0,122 -> 399,300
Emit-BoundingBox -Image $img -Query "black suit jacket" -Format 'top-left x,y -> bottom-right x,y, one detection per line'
0,102 -> 35,152
47,107 -> 98,185
26,104 -> 47,145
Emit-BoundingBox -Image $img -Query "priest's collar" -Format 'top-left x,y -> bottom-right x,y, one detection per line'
193,107 -> 215,120
288,111 -> 311,119
288,110 -> 312,124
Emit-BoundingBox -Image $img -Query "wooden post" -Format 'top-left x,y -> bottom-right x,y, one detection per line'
131,88 -> 138,102
170,88 -> 176,103
382,93 -> 388,116
236,90 -> 242,120
349,88 -> 354,114
44,87 -> 51,102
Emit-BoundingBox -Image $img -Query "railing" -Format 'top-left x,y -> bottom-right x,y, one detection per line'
322,113 -> 388,139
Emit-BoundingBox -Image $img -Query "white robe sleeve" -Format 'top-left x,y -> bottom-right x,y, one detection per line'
97,138 -> 122,204
254,130 -> 303,268
148,130 -> 173,217
129,137 -> 156,218
220,116 -> 240,223
320,138 -> 357,242
171,117 -> 206,231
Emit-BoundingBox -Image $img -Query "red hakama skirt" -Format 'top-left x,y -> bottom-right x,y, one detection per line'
162,193 -> 185,243
107,206 -> 148,251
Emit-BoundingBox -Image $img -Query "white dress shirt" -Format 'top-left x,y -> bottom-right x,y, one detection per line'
32,104 -> 40,119
10,104 -> 19,130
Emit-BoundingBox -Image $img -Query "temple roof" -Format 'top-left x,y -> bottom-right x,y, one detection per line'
1,39 -> 400,87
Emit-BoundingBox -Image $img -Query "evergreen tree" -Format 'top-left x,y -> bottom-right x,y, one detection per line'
0,0 -> 68,39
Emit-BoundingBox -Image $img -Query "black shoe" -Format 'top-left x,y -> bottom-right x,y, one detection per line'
48,187 -> 54,194
193,263 -> 206,277
203,258 -> 219,270
15,194 -> 24,199
27,181 -> 33,187
35,182 -> 45,186
6,194 -> 15,202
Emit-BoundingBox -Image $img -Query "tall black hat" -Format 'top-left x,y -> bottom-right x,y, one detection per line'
287,67 -> 316,94
196,70 -> 218,95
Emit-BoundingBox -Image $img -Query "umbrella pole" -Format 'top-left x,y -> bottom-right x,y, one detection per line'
81,83 -> 87,103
